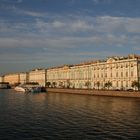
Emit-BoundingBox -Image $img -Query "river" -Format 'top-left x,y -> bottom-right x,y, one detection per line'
0,89 -> 140,140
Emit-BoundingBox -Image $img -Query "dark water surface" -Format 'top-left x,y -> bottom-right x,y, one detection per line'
0,89 -> 140,140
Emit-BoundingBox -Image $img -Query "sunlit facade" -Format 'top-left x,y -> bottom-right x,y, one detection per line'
19,72 -> 28,84
47,65 -> 70,88
28,69 -> 46,86
3,73 -> 20,85
1,54 -> 140,90
47,54 -> 140,90
0,76 -> 3,83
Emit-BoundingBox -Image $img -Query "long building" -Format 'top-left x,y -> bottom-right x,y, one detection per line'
3,73 -> 20,85
1,54 -> 140,90
47,54 -> 140,90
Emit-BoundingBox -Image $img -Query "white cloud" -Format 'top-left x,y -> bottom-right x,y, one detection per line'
52,21 -> 65,28
92,0 -> 111,4
17,0 -> 23,3
22,10 -> 45,17
0,15 -> 140,59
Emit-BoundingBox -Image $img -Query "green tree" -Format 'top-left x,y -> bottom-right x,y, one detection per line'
66,80 -> 71,88
131,81 -> 139,91
96,81 -> 100,90
52,82 -> 57,88
85,81 -> 91,89
104,81 -> 112,90
46,82 -> 51,87
59,82 -> 63,88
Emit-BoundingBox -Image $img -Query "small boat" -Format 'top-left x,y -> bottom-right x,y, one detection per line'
14,83 -> 46,93
26,86 -> 42,93
14,86 -> 26,92
0,82 -> 11,89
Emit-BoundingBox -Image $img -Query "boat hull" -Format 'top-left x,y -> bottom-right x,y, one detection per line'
14,86 -> 26,92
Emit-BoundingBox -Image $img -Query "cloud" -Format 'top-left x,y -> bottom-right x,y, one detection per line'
52,21 -> 66,28
0,14 -> 140,70
22,10 -> 46,17
0,15 -> 140,50
1,0 -> 23,3
92,0 -> 112,4
95,16 -> 140,33
17,0 -> 23,3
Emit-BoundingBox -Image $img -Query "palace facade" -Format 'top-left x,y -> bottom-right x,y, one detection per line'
28,69 -> 47,86
47,54 -> 140,90
3,73 -> 20,85
1,54 -> 140,90
19,72 -> 28,84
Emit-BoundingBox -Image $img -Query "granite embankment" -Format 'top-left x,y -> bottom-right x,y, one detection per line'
47,88 -> 140,98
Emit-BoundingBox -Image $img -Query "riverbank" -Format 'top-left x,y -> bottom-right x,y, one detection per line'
47,88 -> 140,98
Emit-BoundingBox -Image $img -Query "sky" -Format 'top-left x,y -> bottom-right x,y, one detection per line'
0,0 -> 140,75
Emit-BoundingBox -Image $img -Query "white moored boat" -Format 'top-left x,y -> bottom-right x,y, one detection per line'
14,86 -> 26,92
14,83 -> 46,93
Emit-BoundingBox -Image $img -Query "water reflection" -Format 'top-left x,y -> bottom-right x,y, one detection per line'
0,90 -> 140,139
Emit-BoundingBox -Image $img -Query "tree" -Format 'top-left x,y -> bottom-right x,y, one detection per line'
59,82 -> 63,88
104,81 -> 112,90
52,82 -> 57,88
131,81 -> 139,91
96,81 -> 100,90
66,80 -> 71,88
46,82 -> 51,87
85,81 -> 91,89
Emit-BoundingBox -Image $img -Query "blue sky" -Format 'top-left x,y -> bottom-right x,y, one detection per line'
0,0 -> 140,75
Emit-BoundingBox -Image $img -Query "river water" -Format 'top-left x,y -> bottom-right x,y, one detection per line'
0,89 -> 140,140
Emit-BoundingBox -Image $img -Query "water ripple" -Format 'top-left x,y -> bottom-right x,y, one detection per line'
0,90 -> 140,139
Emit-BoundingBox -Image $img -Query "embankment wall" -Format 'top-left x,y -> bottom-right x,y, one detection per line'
47,88 -> 140,98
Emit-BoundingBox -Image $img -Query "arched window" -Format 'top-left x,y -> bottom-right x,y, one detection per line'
121,72 -> 123,77
116,72 -> 118,77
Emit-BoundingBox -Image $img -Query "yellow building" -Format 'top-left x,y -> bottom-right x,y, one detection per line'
3,73 -> 20,85
0,76 -> 3,83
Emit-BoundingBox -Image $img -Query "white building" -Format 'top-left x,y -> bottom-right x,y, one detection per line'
47,65 -> 70,88
19,72 -> 28,84
46,54 -> 140,90
1,54 -> 140,90
28,69 -> 46,86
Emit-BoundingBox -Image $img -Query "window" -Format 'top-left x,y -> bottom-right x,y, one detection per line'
131,71 -> 133,77
126,72 -> 128,77
101,73 -> 103,78
116,81 -> 118,87
116,72 -> 118,77
126,81 -> 128,87
121,72 -> 123,77
121,81 -> 123,87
